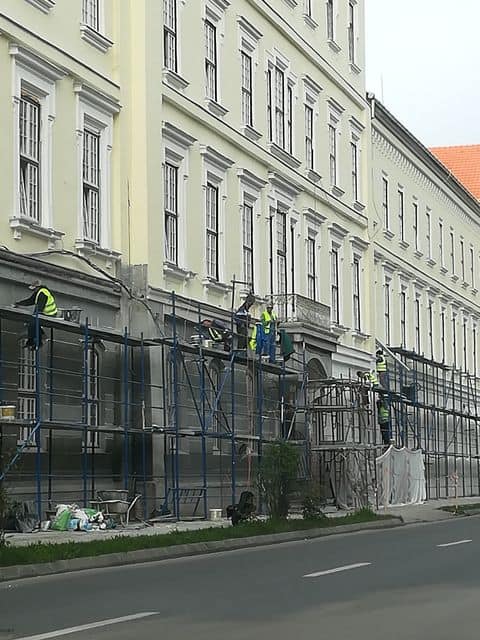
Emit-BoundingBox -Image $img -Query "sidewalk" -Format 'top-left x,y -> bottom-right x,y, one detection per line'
377,495 -> 480,523
4,496 -> 479,548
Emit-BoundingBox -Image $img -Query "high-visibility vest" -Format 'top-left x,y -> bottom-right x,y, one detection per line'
378,405 -> 389,422
369,371 -> 379,385
249,324 -> 257,351
261,310 -> 277,334
208,327 -> 223,342
376,355 -> 387,372
35,287 -> 57,316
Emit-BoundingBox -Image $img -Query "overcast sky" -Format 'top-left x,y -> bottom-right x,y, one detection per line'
365,0 -> 480,147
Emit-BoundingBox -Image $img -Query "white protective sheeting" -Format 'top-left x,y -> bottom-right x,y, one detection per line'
376,446 -> 426,507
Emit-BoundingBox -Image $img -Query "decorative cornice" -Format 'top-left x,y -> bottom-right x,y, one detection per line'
162,122 -> 196,149
74,82 -> 120,115
268,171 -> 301,201
302,74 -> 322,97
200,145 -> 234,172
79,24 -> 113,53
25,0 -> 55,13
9,43 -> 66,81
237,168 -> 267,192
237,15 -> 263,42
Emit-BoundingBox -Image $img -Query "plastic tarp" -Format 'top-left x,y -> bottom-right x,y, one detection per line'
376,446 -> 426,507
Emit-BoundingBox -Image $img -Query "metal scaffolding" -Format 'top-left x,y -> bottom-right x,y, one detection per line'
0,292 -> 304,521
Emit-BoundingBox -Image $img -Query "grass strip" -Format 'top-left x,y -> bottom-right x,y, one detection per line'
0,508 -> 389,568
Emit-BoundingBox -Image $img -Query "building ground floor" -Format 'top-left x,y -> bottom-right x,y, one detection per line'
1,251 -> 480,521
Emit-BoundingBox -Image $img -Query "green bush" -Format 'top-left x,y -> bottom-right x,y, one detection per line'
258,441 -> 300,519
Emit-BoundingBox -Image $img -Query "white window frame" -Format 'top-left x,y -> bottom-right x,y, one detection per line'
328,100 -> 344,193
400,287 -> 407,347
352,254 -> 361,332
450,229 -> 456,275
238,169 -> 266,294
201,146 -> 233,286
398,187 -> 405,242
85,346 -> 102,449
303,75 -> 321,177
425,208 -> 432,260
439,219 -> 444,267
463,316 -> 469,372
382,175 -> 389,230
11,45 -> 64,233
412,199 -> 419,251
267,52 -> 297,157
470,246 -> 475,289
80,0 -> 113,52
440,306 -> 446,363
74,83 -> 119,252
238,17 -> 262,138
203,0 -> 230,114
163,0 -> 178,73
347,0 -> 358,67
307,232 -> 317,302
326,0 -> 336,43
162,122 -> 196,273
164,162 -> 179,265
460,238 -> 466,281
384,275 -> 391,345
428,299 -> 434,360
414,294 -> 421,354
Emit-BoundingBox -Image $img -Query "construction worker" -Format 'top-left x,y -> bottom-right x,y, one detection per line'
14,280 -> 57,349
261,303 -> 277,363
199,319 -> 231,352
234,293 -> 255,350
376,398 -> 392,445
376,348 -> 389,390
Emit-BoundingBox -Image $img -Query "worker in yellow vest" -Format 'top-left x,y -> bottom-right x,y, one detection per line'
14,280 -> 57,349
261,304 -> 277,362
375,348 -> 388,390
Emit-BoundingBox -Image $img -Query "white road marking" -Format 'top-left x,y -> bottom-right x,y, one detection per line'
437,539 -> 472,548
303,562 -> 371,577
13,612 -> 159,640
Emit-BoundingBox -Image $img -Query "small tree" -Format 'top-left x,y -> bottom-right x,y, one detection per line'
0,482 -> 9,548
258,440 -> 299,519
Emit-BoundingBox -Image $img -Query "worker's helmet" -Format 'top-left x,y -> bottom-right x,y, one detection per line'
376,348 -> 383,356
29,279 -> 41,290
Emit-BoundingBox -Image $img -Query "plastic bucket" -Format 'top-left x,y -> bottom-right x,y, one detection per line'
209,508 -> 223,521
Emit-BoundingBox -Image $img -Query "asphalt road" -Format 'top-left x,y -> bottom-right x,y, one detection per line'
2,516 -> 480,640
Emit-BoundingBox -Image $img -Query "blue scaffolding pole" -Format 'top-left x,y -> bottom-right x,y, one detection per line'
123,326 -> 130,490
82,319 -> 89,507
34,309 -> 42,522
171,292 -> 180,519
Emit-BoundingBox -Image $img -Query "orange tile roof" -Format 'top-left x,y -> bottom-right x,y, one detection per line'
430,144 -> 480,200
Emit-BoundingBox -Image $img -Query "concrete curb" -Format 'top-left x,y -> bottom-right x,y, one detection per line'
0,517 -> 403,582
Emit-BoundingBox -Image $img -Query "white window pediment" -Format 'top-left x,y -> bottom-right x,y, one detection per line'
200,145 -> 234,174
268,171 -> 300,209
237,168 -> 267,194
74,82 -> 120,118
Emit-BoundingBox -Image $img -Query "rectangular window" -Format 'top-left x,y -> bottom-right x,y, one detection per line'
450,231 -> 455,273
463,319 -> 468,371
329,124 -> 337,186
19,96 -> 41,222
274,67 -> 285,148
304,0 -> 312,16
382,177 -> 389,229
164,162 -> 178,264
83,0 -> 99,31
267,69 -> 273,141
452,313 -> 457,368
441,308 -> 446,363
439,221 -> 444,266
331,247 -> 339,324
353,257 -> 361,332
460,239 -> 465,281
307,236 -> 316,301
205,20 -> 217,101
384,278 -> 390,344
163,0 -> 177,72
276,211 -> 288,314
241,52 -> 253,127
412,202 -> 418,250
348,1 -> 355,64
305,105 -> 314,170
351,140 -> 359,201
414,298 -> 421,354
471,247 -> 475,288
242,202 -> 254,289
326,0 -> 334,40
82,128 -> 100,244
400,290 -> 406,347
428,302 -> 434,359
398,189 -> 404,242
286,85 -> 293,155
473,325 -> 477,376
425,210 -> 431,259
206,183 -> 219,280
